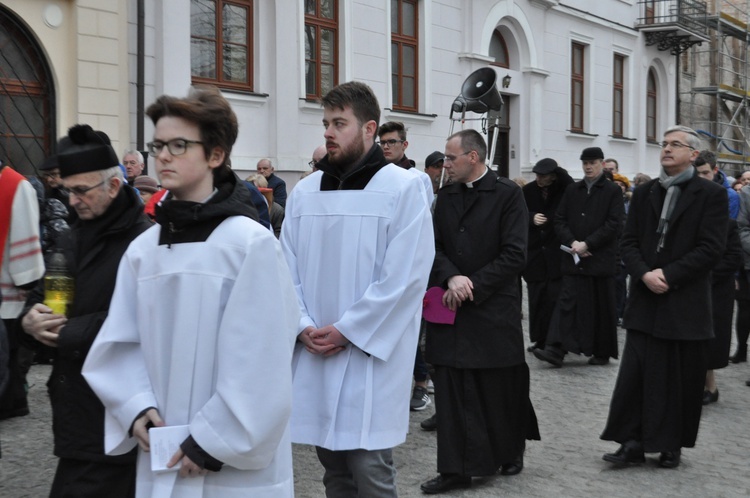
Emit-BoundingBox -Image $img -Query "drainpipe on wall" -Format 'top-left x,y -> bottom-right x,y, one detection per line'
674,53 -> 693,126
136,0 -> 145,150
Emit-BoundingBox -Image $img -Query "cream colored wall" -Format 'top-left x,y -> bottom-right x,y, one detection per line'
4,0 -> 130,152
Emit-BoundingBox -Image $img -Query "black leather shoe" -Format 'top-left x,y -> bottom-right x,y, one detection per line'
420,413 -> 437,431
588,356 -> 609,365
420,474 -> 471,494
702,389 -> 719,405
602,442 -> 645,465
500,454 -> 523,476
746,379 -> 750,387
658,450 -> 681,468
533,347 -> 564,367
730,345 -> 747,363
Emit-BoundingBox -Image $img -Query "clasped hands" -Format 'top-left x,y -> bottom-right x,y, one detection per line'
570,240 -> 592,258
132,409 -> 208,478
298,325 -> 350,357
443,275 -> 474,312
642,268 -> 669,295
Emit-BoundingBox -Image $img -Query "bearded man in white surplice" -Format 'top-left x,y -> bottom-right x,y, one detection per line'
280,81 -> 434,497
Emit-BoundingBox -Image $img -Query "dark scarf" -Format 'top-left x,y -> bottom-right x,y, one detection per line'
657,166 -> 695,252
155,172 -> 257,246
317,143 -> 389,191
74,186 -> 138,262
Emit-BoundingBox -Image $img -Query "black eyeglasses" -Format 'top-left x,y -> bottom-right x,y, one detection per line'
444,151 -> 472,163
308,160 -> 316,168
377,139 -> 405,147
64,180 -> 106,197
659,141 -> 694,150
147,139 -> 204,156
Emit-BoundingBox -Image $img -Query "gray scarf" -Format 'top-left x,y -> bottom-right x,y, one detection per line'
657,166 -> 695,252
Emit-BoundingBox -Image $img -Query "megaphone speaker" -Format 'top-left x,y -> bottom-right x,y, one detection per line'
460,67 -> 504,113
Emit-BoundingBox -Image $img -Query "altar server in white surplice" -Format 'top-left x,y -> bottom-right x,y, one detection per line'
82,87 -> 299,498
280,81 -> 434,497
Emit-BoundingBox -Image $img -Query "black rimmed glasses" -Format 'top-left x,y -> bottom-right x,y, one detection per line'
64,180 -> 106,197
659,141 -> 694,150
147,139 -> 204,156
377,139 -> 405,147
444,151 -> 472,163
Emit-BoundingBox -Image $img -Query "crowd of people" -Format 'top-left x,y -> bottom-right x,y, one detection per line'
0,80 -> 748,497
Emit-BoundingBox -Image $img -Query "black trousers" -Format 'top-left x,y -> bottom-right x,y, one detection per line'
50,457 -> 136,498
525,278 -> 561,347
433,364 -> 540,476
601,330 -> 708,452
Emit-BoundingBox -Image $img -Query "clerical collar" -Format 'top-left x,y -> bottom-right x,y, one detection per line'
464,166 -> 489,188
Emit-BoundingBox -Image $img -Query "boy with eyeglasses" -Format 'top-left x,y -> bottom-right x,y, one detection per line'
82,86 -> 299,496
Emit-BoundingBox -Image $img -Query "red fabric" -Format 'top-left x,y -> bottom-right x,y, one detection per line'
0,167 -> 25,266
143,189 -> 167,219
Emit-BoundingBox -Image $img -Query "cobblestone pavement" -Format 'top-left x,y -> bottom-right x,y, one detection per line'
2,301 -> 749,497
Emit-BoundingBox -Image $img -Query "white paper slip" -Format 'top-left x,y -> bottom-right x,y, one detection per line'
150,425 -> 190,473
560,245 -> 581,265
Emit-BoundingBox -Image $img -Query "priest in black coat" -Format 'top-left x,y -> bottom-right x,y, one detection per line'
534,147 -> 625,367
522,158 -> 574,351
421,129 -> 539,495
601,125 -> 728,469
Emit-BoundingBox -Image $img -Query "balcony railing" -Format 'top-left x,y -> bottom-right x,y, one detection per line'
636,0 -> 710,54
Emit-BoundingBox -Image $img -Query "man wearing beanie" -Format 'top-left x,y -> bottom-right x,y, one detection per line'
534,146 -> 625,367
19,124 -> 151,497
522,158 -> 574,352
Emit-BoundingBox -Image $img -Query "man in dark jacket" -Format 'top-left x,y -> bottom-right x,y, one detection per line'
522,158 -> 574,352
534,147 -> 625,367
378,121 -> 415,169
421,129 -> 539,494
601,125 -> 727,469
256,158 -> 287,208
20,124 -> 151,497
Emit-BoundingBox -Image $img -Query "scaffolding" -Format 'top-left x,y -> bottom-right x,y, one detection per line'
682,0 -> 750,174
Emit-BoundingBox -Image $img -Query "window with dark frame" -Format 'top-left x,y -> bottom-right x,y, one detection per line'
647,69 -> 658,142
305,0 -> 338,100
0,7 -> 54,176
613,54 -> 624,137
391,0 -> 418,112
190,0 -> 254,91
571,42 -> 585,133
489,29 -> 510,69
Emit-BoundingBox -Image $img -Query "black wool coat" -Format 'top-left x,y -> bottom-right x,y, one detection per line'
22,186 -> 152,462
425,171 -> 528,369
554,174 -> 625,277
621,173 -> 728,341
522,167 -> 574,281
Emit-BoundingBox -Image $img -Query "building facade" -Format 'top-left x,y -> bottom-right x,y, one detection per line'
2,0 -> 679,186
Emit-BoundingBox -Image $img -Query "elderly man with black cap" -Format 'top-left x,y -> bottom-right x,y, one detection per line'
533,147 -> 625,367
19,124 -> 151,497
522,158 -> 574,352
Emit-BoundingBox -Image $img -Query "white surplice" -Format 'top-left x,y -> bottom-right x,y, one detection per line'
281,165 -> 434,451
82,217 -> 299,498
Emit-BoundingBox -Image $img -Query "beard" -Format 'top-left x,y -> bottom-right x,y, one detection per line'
328,136 -> 366,169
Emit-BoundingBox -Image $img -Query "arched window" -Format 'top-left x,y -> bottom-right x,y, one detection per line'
0,7 -> 55,175
489,29 -> 509,68
647,69 -> 657,142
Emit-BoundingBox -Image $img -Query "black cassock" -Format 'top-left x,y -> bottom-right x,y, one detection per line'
426,171 -> 540,475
